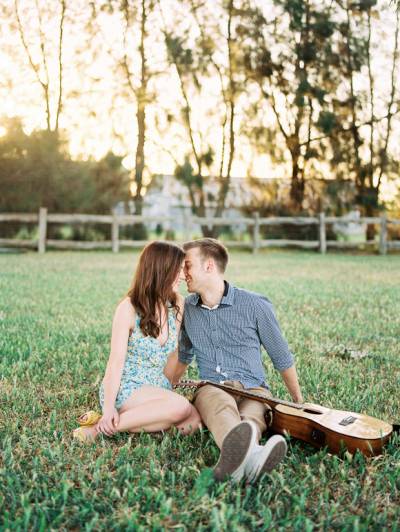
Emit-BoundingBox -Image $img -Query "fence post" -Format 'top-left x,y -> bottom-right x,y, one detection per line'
379,213 -> 387,255
112,209 -> 119,253
38,207 -> 47,253
252,212 -> 260,254
319,212 -> 326,254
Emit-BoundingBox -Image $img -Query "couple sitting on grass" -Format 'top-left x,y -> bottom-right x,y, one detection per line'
73,238 -> 303,483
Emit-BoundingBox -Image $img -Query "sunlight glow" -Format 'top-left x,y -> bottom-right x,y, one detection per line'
130,182 -> 137,196
1,0 -> 398,203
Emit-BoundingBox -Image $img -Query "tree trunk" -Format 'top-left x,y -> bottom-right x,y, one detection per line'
134,101 -> 146,215
289,148 -> 305,210
132,0 -> 147,239
365,188 -> 379,240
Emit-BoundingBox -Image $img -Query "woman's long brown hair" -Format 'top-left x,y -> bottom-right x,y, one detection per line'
127,241 -> 185,338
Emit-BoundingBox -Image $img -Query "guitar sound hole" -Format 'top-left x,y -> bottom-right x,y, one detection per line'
303,408 -> 324,415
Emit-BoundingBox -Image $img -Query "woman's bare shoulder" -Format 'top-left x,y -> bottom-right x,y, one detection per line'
114,297 -> 136,325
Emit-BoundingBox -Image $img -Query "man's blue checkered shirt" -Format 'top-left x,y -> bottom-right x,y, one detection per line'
178,282 -> 294,389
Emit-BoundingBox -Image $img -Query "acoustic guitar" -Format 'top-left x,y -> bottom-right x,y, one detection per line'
175,380 -> 395,456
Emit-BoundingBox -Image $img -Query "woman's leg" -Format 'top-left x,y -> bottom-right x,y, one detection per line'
74,386 -> 194,440
115,385 -> 192,433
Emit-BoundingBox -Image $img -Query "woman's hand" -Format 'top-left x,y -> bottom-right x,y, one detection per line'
96,407 -> 120,436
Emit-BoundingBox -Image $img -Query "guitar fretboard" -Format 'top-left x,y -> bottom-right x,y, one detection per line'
175,380 -> 306,411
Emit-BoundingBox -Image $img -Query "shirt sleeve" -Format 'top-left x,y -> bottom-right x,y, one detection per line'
178,315 -> 195,365
255,296 -> 294,371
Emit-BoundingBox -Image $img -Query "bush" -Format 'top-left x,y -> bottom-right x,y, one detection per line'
0,118 -> 130,241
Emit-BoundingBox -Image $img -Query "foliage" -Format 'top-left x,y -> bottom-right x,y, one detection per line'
324,1 -> 400,222
0,250 -> 399,529
0,118 -> 130,238
386,190 -> 400,240
1,1 -> 399,221
238,0 -> 342,210
242,176 -> 356,239
164,0 -> 241,230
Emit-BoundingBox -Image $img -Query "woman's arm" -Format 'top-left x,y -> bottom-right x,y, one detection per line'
102,298 -> 135,413
164,351 -> 188,384
164,294 -> 188,384
175,293 -> 185,337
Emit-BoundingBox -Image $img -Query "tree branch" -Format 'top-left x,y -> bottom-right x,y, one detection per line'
34,0 -> 51,130
55,0 -> 66,132
14,0 -> 50,129
377,7 -> 399,189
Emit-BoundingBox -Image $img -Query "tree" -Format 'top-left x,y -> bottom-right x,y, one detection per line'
162,0 -> 242,235
118,0 -> 155,220
88,0 -> 162,237
0,117 -> 129,220
328,0 -> 400,235
238,0 -> 340,212
14,0 -> 66,133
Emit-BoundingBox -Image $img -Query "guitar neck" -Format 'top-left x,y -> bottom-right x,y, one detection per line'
177,380 -> 304,411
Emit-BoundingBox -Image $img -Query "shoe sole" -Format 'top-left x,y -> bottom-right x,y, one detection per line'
213,422 -> 256,482
251,436 -> 287,482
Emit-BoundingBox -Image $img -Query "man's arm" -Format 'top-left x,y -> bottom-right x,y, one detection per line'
280,365 -> 303,403
255,297 -> 295,372
255,297 -> 303,402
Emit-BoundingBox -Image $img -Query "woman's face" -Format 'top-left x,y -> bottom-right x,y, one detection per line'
172,261 -> 186,293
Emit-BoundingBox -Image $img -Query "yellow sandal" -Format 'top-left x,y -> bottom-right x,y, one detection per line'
73,427 -> 96,443
77,410 -> 102,427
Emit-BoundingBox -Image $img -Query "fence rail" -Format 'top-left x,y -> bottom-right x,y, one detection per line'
0,208 -> 399,255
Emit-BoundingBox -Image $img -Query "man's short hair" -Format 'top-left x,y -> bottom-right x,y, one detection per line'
183,238 -> 229,273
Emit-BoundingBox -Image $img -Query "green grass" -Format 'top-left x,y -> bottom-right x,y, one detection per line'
0,250 -> 399,531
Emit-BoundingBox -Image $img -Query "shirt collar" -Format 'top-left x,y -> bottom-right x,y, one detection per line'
189,281 -> 234,307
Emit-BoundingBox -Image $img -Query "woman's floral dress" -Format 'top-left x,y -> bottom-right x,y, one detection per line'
99,307 -> 177,409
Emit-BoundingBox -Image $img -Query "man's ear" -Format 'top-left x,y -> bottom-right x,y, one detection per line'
205,258 -> 214,273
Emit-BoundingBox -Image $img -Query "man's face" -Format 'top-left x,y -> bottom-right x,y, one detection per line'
184,248 -> 208,293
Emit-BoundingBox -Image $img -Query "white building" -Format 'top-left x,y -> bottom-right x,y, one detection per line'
121,174 -> 273,233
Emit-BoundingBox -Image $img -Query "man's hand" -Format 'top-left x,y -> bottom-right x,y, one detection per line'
280,365 -> 303,403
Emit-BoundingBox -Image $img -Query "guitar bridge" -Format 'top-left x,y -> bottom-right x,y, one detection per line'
339,415 -> 357,426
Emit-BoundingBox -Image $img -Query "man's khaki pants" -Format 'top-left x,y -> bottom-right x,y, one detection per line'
194,380 -> 272,449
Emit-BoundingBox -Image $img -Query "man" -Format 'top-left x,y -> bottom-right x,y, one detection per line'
174,238 -> 303,483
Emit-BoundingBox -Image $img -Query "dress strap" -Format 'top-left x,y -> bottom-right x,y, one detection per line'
168,307 -> 177,336
134,314 -> 143,335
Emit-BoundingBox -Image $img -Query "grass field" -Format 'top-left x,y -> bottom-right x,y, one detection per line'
0,250 -> 399,531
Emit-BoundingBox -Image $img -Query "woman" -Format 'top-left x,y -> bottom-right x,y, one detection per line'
73,241 -> 201,442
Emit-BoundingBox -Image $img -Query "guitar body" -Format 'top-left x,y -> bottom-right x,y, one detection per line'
175,380 -> 394,456
270,402 -> 393,456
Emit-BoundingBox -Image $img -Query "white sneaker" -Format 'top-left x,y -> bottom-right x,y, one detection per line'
213,420 -> 258,483
244,435 -> 288,483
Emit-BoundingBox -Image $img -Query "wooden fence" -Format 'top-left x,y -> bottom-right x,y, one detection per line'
0,207 -> 399,254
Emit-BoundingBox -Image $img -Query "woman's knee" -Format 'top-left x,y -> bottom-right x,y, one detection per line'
168,397 -> 192,424
188,404 -> 201,424
175,405 -> 202,434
